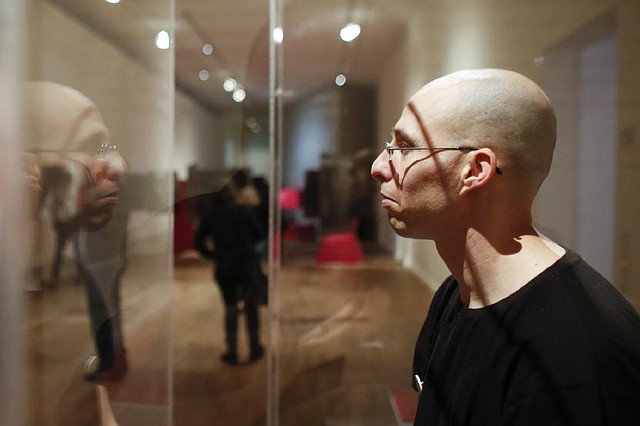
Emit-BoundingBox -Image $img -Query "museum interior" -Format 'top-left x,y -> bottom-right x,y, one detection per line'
1,0 -> 638,425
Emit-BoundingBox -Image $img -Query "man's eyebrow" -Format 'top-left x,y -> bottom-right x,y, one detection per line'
393,128 -> 415,145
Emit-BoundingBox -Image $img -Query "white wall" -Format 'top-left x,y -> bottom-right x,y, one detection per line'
614,0 -> 640,307
535,22 -> 617,286
174,94 -> 223,180
284,90 -> 340,188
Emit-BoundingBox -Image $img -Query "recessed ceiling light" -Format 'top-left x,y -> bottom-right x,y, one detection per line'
106,0 -> 121,4
232,88 -> 246,102
199,70 -> 210,81
202,43 -> 213,56
534,55 -> 545,66
335,74 -> 347,87
340,23 -> 361,43
155,30 -> 170,50
223,77 -> 237,92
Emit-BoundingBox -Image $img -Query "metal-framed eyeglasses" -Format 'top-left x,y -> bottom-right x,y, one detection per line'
384,141 -> 502,174
385,141 -> 478,160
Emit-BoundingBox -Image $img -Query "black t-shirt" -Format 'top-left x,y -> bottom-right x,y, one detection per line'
412,249 -> 640,426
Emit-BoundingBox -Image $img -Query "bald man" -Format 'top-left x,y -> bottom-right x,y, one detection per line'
371,69 -> 640,425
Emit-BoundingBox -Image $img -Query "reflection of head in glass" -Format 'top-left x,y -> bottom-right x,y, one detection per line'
25,81 -> 127,230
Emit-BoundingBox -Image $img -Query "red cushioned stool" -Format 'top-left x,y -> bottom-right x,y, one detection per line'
316,231 -> 363,264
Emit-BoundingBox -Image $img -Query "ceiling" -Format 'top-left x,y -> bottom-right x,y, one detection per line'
46,0 -> 413,110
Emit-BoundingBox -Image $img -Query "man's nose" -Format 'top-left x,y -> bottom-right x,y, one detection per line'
92,150 -> 127,182
106,150 -> 127,181
371,150 -> 392,183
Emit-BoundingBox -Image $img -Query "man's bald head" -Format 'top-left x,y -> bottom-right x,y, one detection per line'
412,69 -> 557,197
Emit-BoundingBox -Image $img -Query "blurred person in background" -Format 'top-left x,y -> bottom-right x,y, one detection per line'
195,183 -> 265,365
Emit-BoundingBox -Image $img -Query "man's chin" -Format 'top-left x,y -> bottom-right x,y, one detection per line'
81,204 -> 115,230
389,216 -> 408,235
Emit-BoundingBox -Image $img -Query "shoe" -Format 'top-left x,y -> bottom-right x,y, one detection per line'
84,347 -> 128,382
249,345 -> 264,362
221,352 -> 238,366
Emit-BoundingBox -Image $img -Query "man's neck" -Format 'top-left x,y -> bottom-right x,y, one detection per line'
437,227 -> 565,309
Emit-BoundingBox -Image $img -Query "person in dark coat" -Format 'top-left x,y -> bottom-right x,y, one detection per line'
195,184 -> 265,365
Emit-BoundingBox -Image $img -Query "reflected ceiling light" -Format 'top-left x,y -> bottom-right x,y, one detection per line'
335,74 -> 347,87
340,23 -> 361,42
155,30 -> 170,50
232,88 -> 246,103
202,43 -> 214,56
106,0 -> 121,4
273,27 -> 284,44
223,77 -> 237,92
199,70 -> 210,81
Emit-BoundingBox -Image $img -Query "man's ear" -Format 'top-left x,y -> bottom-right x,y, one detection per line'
460,148 -> 498,195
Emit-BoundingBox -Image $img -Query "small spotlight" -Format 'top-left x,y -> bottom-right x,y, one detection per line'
223,77 -> 237,92
273,27 -> 284,44
202,43 -> 214,56
232,88 -> 246,103
335,74 -> 347,87
106,0 -> 121,4
534,55 -> 545,66
155,30 -> 170,50
199,70 -> 210,81
340,23 -> 361,43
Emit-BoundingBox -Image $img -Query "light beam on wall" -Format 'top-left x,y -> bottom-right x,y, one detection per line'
155,30 -> 170,49
273,27 -> 284,44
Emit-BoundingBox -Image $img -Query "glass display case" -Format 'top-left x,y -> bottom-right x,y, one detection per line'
0,0 -> 638,425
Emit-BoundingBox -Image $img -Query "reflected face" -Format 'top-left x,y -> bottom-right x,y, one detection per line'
81,149 -> 127,228
41,147 -> 127,230
370,88 -> 464,240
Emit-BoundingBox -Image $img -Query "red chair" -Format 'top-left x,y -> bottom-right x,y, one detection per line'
316,218 -> 363,264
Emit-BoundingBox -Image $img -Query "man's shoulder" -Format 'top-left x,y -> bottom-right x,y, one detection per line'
544,249 -> 639,333
508,250 -> 640,388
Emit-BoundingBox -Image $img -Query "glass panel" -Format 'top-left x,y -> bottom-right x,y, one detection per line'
3,0 -> 637,425
24,0 -> 174,424
275,1 -> 424,425
275,1 -> 640,425
172,1 -> 271,425
1,2 -> 26,426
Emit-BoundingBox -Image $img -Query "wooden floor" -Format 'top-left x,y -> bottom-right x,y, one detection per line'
26,240 -> 434,426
